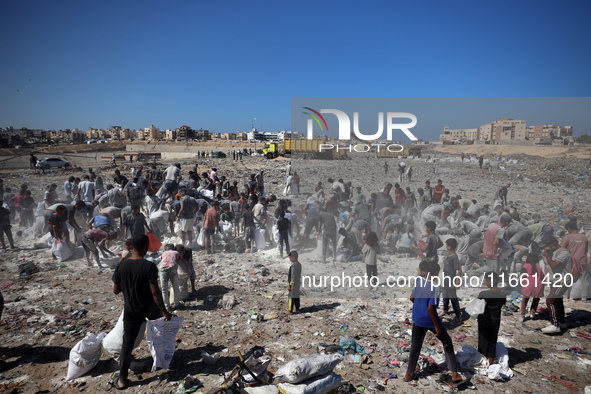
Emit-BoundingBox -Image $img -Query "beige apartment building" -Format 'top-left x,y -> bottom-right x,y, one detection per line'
440,118 -> 572,143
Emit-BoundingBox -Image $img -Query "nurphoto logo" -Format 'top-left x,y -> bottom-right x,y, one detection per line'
303,107 -> 418,141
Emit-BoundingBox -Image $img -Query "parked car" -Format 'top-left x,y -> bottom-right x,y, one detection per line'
39,157 -> 71,169
211,151 -> 227,158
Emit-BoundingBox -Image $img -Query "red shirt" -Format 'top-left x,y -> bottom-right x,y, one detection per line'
394,188 -> 406,206
560,233 -> 588,267
203,207 -> 220,230
86,229 -> 108,243
433,185 -> 444,202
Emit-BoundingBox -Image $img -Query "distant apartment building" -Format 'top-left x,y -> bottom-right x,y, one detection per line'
440,127 -> 480,142
247,128 -> 266,141
440,117 -> 572,143
140,125 -> 160,140
526,124 -> 573,140
165,129 -> 176,140
219,133 -> 236,140
194,128 -> 210,140
71,129 -> 86,143
87,128 -> 97,140
176,125 -> 193,140
236,132 -> 248,141
120,128 -> 132,139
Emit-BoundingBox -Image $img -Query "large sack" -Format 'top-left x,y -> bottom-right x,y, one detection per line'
275,353 -> 343,384
255,229 -> 266,252
146,316 -> 184,372
52,239 -> 73,262
66,332 -> 106,381
465,298 -> 486,317
35,201 -> 45,217
245,385 -> 278,394
277,372 -> 342,394
102,311 -> 146,362
570,277 -> 585,300
201,190 -> 214,199
33,217 -> 47,238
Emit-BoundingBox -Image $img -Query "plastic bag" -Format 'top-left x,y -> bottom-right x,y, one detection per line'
487,342 -> 513,380
465,298 -> 486,317
222,221 -> 233,240
45,233 -> 54,246
277,372 -> 342,394
66,332 -> 106,380
52,239 -> 73,262
455,344 -> 488,372
242,355 -> 272,382
244,385 -> 278,394
275,353 -> 343,384
196,228 -> 205,247
35,201 -> 45,217
102,311 -> 146,362
201,190 -> 214,199
255,229 -> 266,252
147,232 -> 162,252
145,316 -> 184,371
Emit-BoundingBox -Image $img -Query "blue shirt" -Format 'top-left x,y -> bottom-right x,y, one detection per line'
93,215 -> 111,227
411,276 -> 442,329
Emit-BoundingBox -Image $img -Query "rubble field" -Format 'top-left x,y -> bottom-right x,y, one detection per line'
0,149 -> 590,393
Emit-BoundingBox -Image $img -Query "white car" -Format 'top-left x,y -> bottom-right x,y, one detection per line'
39,157 -> 71,169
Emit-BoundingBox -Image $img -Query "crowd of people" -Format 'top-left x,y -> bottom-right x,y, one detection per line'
0,154 -> 589,388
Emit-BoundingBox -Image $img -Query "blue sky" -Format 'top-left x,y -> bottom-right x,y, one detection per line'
1,1 -> 590,138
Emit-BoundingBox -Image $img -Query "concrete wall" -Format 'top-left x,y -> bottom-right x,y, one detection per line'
125,143 -> 253,154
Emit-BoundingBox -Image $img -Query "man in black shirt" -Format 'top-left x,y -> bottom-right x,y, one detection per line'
113,169 -> 128,187
276,211 -> 291,257
112,234 -> 171,390
30,154 -> 37,171
477,272 -> 505,365
338,227 -> 362,261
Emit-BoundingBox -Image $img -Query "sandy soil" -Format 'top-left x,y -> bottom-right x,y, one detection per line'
0,152 -> 590,393
433,144 -> 591,159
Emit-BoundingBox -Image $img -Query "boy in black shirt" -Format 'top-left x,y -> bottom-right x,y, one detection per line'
477,271 -> 506,364
417,221 -> 442,263
112,234 -> 171,390
277,211 -> 291,257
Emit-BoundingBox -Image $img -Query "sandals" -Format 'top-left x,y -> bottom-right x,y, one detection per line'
403,374 -> 417,382
452,376 -> 468,387
439,373 -> 467,387
109,373 -> 129,391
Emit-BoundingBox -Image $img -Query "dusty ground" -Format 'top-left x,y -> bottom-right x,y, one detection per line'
433,144 -> 591,159
0,148 -> 590,393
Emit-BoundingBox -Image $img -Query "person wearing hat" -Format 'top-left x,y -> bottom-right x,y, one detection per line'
539,234 -> 571,334
468,213 -> 511,277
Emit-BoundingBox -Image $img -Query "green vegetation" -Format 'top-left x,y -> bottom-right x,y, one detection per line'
576,134 -> 591,144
